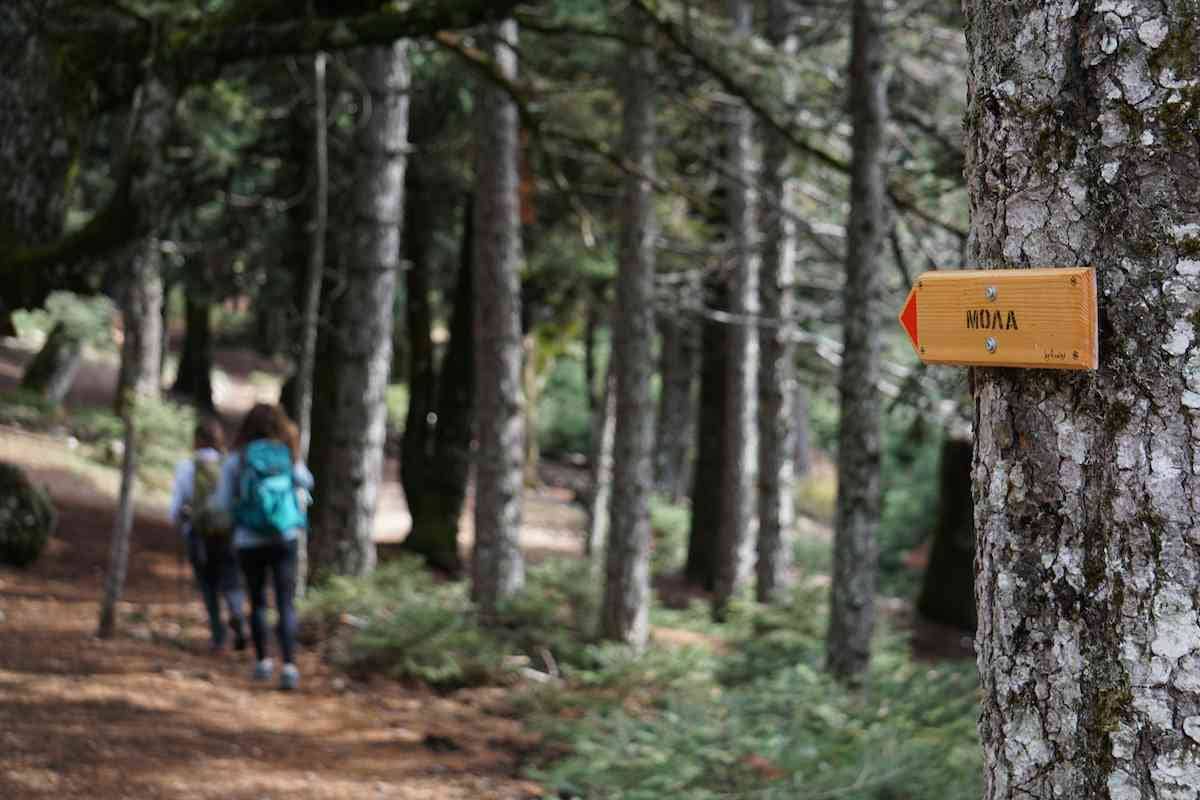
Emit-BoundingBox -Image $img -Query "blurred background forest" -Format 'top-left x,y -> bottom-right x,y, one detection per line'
0,1 -> 985,797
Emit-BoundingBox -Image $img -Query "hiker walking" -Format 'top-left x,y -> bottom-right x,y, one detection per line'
209,403 -> 313,691
169,417 -> 248,654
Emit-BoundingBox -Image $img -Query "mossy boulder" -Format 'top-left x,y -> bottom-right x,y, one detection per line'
0,462 -> 56,568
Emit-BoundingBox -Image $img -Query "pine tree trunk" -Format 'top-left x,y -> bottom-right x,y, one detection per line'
654,306 -> 699,503
471,19 -> 526,612
21,322 -> 84,406
170,289 -> 214,412
916,435 -> 975,631
402,194 -> 476,575
115,238 -> 164,415
308,42 -> 410,580
965,3 -> 1200,797
826,0 -> 887,682
685,279 -> 729,592
756,0 -> 800,605
713,0 -> 760,620
601,5 -> 657,648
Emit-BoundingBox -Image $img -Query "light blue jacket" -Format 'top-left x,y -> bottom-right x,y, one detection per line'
208,447 -> 315,550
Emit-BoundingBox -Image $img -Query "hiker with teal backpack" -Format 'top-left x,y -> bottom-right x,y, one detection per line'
169,417 -> 247,654
208,403 -> 313,691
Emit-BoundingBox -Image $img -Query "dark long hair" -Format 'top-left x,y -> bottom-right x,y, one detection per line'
235,403 -> 298,462
194,416 -> 226,453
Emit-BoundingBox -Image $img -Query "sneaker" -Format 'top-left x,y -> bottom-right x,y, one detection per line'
252,658 -> 274,681
279,663 -> 299,691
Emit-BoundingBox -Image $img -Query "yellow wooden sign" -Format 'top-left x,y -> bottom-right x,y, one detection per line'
897,268 -> 1098,370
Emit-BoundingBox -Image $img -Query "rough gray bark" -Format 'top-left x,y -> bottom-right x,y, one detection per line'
965,3 -> 1200,798
654,306 -> 699,503
601,6 -> 657,648
115,238 -> 164,414
471,19 -> 526,613
308,42 -> 409,580
586,365 -> 616,559
756,0 -> 800,605
826,0 -> 887,682
21,322 -> 84,406
295,51 -> 328,462
713,0 -> 760,620
916,435 -> 975,631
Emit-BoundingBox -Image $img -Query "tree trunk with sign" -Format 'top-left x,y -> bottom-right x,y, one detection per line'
965,2 -> 1200,798
826,0 -> 887,683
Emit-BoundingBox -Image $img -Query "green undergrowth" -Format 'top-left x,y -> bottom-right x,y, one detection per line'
0,389 -> 194,491
530,588 -> 982,800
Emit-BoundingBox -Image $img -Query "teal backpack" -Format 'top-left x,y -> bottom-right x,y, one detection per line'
234,440 -> 306,536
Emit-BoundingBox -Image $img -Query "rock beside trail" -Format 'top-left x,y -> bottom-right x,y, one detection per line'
0,462 -> 56,568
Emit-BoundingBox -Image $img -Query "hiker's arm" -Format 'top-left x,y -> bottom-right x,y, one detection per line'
293,462 -> 314,491
168,459 -> 192,528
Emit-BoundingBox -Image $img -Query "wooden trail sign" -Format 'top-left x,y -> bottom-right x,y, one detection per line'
897,267 -> 1098,370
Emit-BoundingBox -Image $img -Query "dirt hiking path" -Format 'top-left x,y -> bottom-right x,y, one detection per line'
0,474 -> 547,800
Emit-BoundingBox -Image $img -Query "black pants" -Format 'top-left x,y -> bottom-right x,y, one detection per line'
188,533 -> 246,648
238,539 -> 298,664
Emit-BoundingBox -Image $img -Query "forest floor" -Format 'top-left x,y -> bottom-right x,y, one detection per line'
0,338 -> 569,799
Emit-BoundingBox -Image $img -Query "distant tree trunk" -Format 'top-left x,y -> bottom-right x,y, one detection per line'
114,238 -> 164,416
308,42 -> 410,581
97,402 -> 138,639
713,0 -> 760,621
584,296 -> 600,413
170,288 -> 214,411
602,4 -> 657,648
654,306 -> 699,503
295,51 -> 328,462
402,192 -> 476,576
400,165 -> 437,509
471,18 -> 526,613
826,0 -> 887,683
685,278 -> 728,591
586,365 -> 616,559
794,382 -> 811,478
756,0 -> 801,605
522,334 -> 541,487
916,435 -> 975,631
20,322 -> 83,406
965,4 -> 1200,797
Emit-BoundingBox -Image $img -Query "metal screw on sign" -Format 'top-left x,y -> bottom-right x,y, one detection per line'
985,286 -> 997,302
985,337 -> 998,353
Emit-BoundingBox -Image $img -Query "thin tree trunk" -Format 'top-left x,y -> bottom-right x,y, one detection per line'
916,435 -> 974,631
685,278 -> 729,591
97,403 -> 138,638
471,18 -> 526,613
586,364 -> 616,559
170,288 -> 214,411
308,42 -> 409,580
295,51 -> 328,462
601,4 -> 657,648
713,0 -> 760,621
21,322 -> 84,406
794,381 -> 811,478
826,0 -> 887,683
654,306 -> 699,503
756,0 -> 800,605
965,3 -> 1200,797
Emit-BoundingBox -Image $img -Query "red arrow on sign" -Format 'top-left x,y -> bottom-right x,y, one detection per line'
898,287 -> 918,352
